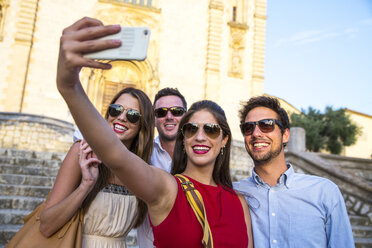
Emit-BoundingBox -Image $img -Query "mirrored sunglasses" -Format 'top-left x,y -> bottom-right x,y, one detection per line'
182,123 -> 222,139
240,118 -> 283,136
154,106 -> 185,118
108,104 -> 141,124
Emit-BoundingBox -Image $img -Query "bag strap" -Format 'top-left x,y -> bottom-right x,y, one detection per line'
175,174 -> 213,248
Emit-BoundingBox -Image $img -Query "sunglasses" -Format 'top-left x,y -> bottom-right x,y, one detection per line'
240,119 -> 283,136
154,106 -> 185,118
108,104 -> 141,123
182,123 -> 222,139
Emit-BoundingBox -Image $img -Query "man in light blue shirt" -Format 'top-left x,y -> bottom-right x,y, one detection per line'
233,96 -> 354,248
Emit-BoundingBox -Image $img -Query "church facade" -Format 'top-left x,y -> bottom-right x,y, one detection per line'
1,0 -> 370,158
0,0 -> 266,141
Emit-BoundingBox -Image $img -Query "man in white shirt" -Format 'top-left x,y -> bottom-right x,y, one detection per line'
137,87 -> 187,247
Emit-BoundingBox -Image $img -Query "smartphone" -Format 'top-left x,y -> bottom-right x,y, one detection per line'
84,27 -> 151,61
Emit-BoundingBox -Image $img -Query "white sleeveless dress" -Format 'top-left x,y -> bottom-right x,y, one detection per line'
82,184 -> 138,248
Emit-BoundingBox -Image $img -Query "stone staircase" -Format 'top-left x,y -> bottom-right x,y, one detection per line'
0,148 -> 138,247
286,151 -> 372,248
1,145 -> 371,247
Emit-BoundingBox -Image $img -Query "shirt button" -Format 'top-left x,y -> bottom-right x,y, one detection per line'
273,240 -> 277,243
272,212 -> 276,216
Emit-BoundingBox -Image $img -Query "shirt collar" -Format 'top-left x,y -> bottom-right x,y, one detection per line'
251,163 -> 294,189
283,163 -> 294,188
154,136 -> 166,152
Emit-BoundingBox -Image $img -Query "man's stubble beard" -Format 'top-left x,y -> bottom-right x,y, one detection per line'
247,136 -> 284,166
158,130 -> 177,142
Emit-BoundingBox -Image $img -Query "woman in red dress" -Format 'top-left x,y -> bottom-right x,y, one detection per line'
56,17 -> 253,248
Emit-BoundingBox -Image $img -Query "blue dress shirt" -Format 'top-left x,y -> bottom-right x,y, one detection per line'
233,164 -> 355,248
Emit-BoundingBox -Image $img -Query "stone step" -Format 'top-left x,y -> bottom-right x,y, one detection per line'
352,225 -> 372,238
0,196 -> 45,210
349,215 -> 371,226
0,209 -> 31,225
0,164 -> 59,177
0,156 -> 61,169
0,224 -> 22,246
0,148 -> 66,161
0,184 -> 51,198
0,174 -> 55,187
355,237 -> 372,248
342,168 -> 372,182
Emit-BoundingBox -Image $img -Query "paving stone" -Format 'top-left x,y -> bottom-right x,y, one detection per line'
0,209 -> 31,225
0,196 -> 45,210
0,184 -> 51,197
0,174 -> 55,187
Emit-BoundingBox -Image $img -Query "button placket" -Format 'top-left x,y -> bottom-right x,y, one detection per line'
268,187 -> 278,247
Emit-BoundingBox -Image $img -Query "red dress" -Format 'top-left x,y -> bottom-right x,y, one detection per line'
151,176 -> 248,247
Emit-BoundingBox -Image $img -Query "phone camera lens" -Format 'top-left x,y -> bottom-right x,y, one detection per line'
144,30 -> 149,36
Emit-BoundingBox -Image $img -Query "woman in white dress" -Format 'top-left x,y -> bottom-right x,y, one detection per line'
39,87 -> 154,248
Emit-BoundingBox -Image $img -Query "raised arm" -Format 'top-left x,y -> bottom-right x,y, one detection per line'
56,17 -> 177,221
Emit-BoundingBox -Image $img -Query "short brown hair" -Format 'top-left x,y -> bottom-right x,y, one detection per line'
239,96 -> 290,133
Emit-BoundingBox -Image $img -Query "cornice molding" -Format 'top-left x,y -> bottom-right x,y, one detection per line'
98,0 -> 161,13
254,13 -> 267,20
227,21 -> 249,30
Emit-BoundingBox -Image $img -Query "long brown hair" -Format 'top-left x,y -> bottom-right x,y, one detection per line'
171,100 -> 233,191
82,87 -> 154,228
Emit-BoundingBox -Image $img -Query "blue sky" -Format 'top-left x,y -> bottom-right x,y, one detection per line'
264,0 -> 372,116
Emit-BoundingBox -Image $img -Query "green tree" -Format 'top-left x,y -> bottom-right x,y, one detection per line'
290,106 -> 361,154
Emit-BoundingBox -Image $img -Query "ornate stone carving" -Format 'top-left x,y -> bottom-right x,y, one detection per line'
228,23 -> 248,78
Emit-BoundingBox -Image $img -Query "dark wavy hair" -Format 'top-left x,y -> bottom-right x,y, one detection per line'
239,96 -> 290,147
239,96 -> 290,132
171,100 -> 233,191
83,87 -> 154,228
153,87 -> 187,110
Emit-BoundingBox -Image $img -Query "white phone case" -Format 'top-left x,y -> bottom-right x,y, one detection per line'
84,27 -> 151,61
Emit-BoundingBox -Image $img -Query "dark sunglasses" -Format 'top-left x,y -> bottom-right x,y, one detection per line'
108,104 -> 141,123
182,123 -> 222,139
240,118 -> 283,136
154,106 -> 185,118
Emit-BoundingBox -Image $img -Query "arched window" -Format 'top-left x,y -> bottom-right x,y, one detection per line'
81,61 -> 149,115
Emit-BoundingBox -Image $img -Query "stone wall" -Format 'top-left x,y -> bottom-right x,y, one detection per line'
0,112 -> 74,153
230,140 -> 254,180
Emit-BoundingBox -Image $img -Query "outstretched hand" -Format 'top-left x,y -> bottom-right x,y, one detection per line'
79,140 -> 102,189
56,17 -> 121,91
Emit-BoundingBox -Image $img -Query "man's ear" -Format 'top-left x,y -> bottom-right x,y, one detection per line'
283,128 -> 290,143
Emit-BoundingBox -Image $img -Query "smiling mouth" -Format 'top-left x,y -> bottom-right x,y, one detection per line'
253,143 -> 269,148
164,124 -> 176,130
192,145 -> 210,154
113,123 -> 128,133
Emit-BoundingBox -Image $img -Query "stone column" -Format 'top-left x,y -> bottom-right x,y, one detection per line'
287,127 -> 306,153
